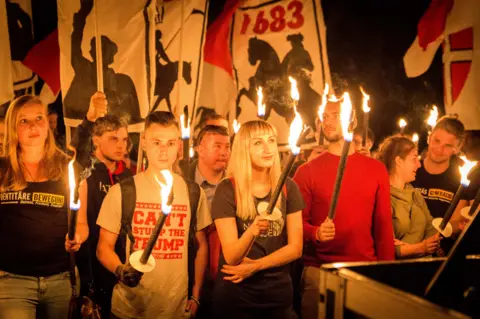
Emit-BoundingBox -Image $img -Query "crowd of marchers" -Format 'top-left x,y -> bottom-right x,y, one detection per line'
0,93 -> 478,319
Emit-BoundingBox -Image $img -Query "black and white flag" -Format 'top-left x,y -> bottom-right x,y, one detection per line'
58,0 -> 156,132
232,0 -> 332,145
152,0 -> 208,125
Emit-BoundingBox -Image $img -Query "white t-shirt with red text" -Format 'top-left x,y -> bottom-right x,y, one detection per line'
97,172 -> 211,318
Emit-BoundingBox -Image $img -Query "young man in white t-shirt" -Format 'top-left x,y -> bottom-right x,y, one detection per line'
96,111 -> 211,318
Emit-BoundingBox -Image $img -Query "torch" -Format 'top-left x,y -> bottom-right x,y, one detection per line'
327,92 -> 354,220
129,170 -> 174,272
257,77 -> 305,221
432,157 -> 477,237
67,159 -> 81,319
180,113 -> 190,173
360,87 -> 370,147
317,84 -> 329,146
231,119 -> 241,145
67,160 -> 81,241
233,119 -> 241,135
189,146 -> 195,160
426,105 -> 438,133
398,118 -> 407,136
257,86 -> 266,121
412,133 -> 419,145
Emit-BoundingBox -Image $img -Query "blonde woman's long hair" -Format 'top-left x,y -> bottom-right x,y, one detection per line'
227,120 -> 282,220
0,95 -> 69,192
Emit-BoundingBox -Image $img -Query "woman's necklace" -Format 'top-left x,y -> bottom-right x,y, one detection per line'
22,161 -> 41,182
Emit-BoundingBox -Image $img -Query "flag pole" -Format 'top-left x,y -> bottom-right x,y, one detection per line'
93,0 -> 104,92
176,0 -> 185,116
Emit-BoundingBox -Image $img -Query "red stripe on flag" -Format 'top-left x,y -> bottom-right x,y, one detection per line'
449,28 -> 473,51
418,0 -> 454,50
23,30 -> 60,94
203,0 -> 240,77
451,61 -> 471,103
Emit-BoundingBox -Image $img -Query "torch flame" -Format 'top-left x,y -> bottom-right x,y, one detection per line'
318,83 -> 329,121
289,106 -> 303,155
412,133 -> 419,143
257,87 -> 265,117
329,94 -> 339,102
398,118 -> 407,129
459,156 -> 478,186
233,119 -> 241,134
189,146 -> 194,158
426,105 -> 439,128
180,114 -> 190,139
155,170 -> 174,215
340,92 -> 353,142
68,160 -> 80,210
289,77 -> 299,102
360,86 -> 370,113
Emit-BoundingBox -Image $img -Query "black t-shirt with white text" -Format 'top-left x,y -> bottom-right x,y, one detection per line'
412,158 -> 462,218
0,180 -> 69,277
211,177 -> 305,310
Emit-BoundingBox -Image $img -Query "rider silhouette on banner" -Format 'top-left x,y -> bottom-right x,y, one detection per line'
152,29 -> 192,113
236,33 -> 320,130
155,30 -> 172,65
63,0 -> 142,123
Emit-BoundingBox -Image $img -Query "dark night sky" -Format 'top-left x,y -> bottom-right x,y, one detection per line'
35,0 -> 443,147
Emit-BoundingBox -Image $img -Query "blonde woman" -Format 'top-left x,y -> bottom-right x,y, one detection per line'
377,136 -> 440,258
0,95 -> 88,318
211,121 -> 304,318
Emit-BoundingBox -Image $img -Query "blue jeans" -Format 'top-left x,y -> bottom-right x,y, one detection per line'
0,269 -> 72,319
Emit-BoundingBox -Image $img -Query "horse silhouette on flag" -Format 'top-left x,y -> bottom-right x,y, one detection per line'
236,34 -> 320,130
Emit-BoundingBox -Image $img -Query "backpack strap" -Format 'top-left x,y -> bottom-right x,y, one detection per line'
186,180 -> 200,297
117,177 -> 137,264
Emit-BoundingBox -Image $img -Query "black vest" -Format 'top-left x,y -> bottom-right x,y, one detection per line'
77,160 -> 132,285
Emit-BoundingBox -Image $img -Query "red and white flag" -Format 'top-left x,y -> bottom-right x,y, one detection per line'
196,0 -> 240,133
404,0 -> 480,130
23,30 -> 61,105
0,0 -> 14,105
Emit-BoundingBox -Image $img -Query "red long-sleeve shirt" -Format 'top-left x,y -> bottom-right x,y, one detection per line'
293,152 -> 395,267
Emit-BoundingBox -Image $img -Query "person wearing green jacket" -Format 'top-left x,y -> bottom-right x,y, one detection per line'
377,136 -> 441,258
